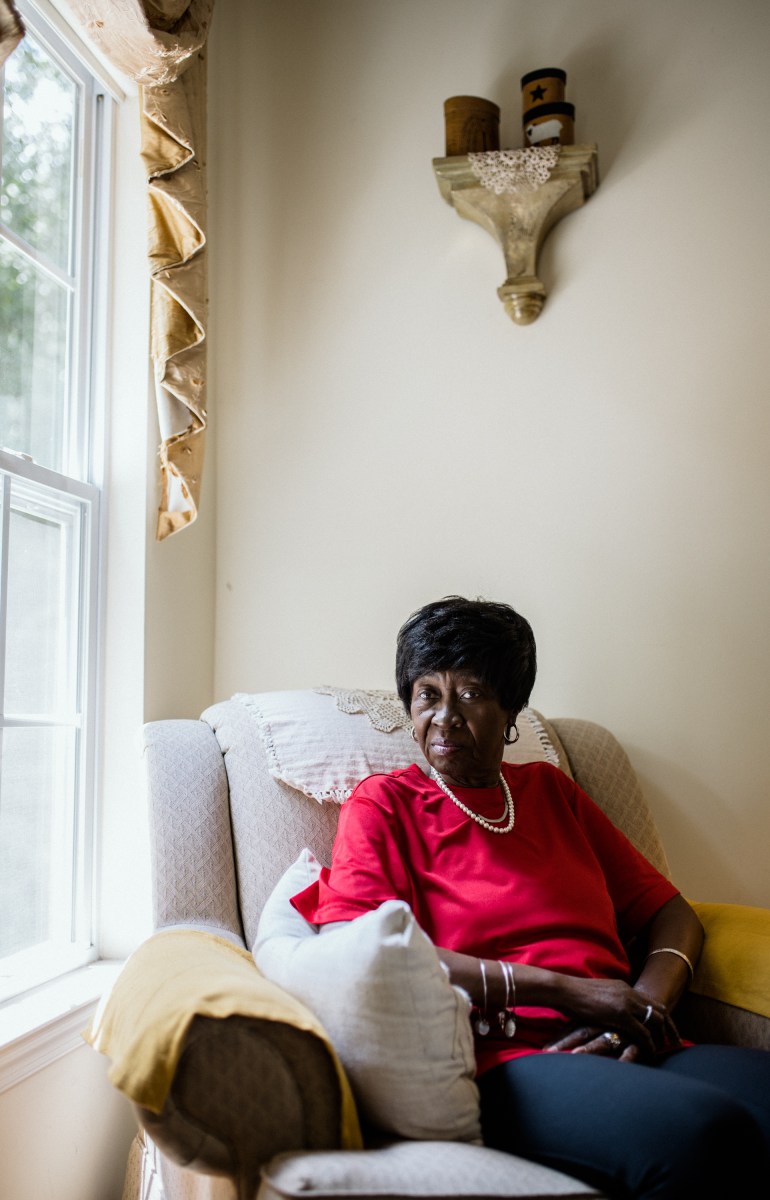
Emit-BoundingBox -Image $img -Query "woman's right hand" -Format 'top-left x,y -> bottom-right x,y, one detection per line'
549,975 -> 680,1056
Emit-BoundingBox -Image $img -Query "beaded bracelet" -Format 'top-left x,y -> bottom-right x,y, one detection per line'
646,946 -> 695,984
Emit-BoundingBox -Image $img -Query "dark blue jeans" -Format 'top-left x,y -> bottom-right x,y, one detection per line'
478,1045 -> 770,1199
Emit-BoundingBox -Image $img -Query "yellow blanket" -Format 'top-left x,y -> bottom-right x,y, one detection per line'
85,928 -> 362,1148
690,901 -> 770,1019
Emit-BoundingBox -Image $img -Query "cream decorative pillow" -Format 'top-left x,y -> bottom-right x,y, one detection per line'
253,850 -> 481,1143
233,688 -> 566,801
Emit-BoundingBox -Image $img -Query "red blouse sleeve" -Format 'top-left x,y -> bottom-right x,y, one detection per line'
565,778 -> 679,938
291,773 -> 415,924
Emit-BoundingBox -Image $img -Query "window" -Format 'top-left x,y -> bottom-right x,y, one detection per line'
0,1 -> 111,1001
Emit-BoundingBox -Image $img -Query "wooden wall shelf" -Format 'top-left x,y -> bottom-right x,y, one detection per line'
432,144 -> 599,325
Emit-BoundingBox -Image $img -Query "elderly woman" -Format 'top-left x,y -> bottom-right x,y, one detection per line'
293,597 -> 770,1198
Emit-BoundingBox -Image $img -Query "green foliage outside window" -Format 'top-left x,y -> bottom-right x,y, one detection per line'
1,35 -> 75,470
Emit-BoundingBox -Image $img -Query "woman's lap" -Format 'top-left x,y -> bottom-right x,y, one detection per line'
477,1045 -> 770,1199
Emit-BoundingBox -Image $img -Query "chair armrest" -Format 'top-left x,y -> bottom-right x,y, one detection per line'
676,902 -> 770,1050
139,1013 -> 346,1191
690,901 -> 770,1017
87,929 -> 361,1190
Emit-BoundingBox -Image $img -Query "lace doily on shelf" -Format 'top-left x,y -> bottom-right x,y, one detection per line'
314,687 -> 410,734
468,147 -> 561,194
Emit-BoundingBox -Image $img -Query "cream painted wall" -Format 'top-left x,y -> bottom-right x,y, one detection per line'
210,0 -> 770,909
0,1046 -> 137,1200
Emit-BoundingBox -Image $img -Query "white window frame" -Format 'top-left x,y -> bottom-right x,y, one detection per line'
0,0 -> 113,1003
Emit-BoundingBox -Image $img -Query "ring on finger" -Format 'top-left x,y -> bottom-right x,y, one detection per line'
642,1004 -> 653,1025
602,1031 -> 623,1050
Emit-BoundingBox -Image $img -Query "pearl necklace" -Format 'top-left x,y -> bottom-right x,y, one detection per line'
429,767 -> 515,834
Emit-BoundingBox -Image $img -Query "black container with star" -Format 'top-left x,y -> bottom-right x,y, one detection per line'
521,68 -> 566,111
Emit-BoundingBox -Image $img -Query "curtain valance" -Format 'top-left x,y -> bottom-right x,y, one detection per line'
67,0 -> 215,538
0,2 -> 24,70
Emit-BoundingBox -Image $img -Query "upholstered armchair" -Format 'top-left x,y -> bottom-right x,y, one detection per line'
89,691 -> 770,1200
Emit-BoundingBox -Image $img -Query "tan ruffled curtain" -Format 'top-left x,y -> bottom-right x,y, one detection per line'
0,1 -> 24,68
67,0 -> 214,538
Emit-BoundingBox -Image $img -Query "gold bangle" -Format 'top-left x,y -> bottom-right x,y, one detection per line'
646,947 -> 695,984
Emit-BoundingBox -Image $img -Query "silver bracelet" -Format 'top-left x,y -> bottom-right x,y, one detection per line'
498,960 -> 516,1038
646,946 -> 695,984
475,960 -> 490,1036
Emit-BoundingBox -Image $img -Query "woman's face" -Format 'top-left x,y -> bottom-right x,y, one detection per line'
409,669 -> 515,789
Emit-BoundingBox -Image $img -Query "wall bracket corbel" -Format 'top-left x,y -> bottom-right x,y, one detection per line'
432,144 -> 599,325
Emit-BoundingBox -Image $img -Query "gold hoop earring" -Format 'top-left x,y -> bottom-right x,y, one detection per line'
503,723 -> 519,746
410,726 -> 417,741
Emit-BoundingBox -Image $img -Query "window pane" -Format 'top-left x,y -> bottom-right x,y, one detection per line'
1,35 -> 77,271
3,477 -> 81,717
0,725 -> 77,956
0,240 -> 70,469
0,7 -> 108,996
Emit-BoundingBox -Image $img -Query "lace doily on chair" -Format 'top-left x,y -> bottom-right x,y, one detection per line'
468,147 -> 561,194
314,687 -> 410,734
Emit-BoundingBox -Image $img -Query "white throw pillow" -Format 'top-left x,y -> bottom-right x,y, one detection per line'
254,850 -> 481,1143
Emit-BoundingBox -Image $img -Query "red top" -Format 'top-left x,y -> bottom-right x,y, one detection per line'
292,761 -> 679,1075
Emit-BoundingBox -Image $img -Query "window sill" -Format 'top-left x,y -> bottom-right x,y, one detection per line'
0,960 -> 123,1093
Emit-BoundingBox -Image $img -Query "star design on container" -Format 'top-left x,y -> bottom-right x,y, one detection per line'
530,85 -> 547,101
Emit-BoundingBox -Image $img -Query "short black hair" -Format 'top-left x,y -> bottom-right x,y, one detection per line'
395,596 -> 537,715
